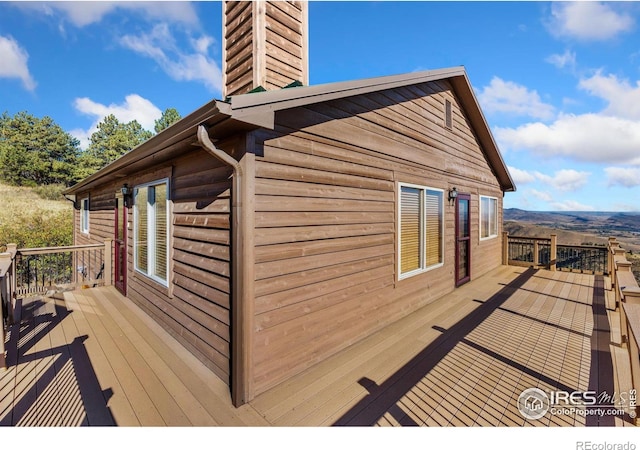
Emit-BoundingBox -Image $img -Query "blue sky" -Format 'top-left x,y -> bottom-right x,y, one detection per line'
2,1 -> 640,212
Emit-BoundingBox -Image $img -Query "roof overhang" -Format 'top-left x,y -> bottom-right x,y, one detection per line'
64,99 -> 273,195
67,66 -> 515,195
225,66 -> 515,193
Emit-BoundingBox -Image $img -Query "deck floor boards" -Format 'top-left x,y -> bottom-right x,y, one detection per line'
0,265 -> 636,427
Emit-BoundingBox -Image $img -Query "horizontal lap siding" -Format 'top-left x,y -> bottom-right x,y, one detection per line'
251,80 -> 504,395
264,1 -> 305,90
224,1 -> 306,96
224,1 -> 254,96
77,148 -> 234,386
75,186 -> 116,246
166,150 -> 233,383
74,185 -> 117,284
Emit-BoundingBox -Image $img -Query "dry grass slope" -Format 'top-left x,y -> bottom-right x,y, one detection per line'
0,182 -> 73,251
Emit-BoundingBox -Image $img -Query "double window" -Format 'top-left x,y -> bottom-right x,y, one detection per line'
134,180 -> 169,285
398,183 -> 444,279
480,195 -> 498,240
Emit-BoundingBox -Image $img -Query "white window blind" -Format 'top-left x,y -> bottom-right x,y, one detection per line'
134,180 -> 169,285
399,183 -> 444,278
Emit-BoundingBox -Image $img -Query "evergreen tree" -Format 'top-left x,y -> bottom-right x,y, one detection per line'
154,108 -> 182,133
77,114 -> 153,179
0,111 -> 80,186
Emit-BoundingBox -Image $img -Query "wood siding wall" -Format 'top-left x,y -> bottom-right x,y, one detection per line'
250,80 -> 505,395
74,147 -> 234,385
223,1 -> 308,97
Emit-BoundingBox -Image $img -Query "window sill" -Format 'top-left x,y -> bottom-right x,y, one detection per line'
398,262 -> 444,281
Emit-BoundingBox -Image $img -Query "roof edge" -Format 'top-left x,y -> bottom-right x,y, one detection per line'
228,66 -> 467,114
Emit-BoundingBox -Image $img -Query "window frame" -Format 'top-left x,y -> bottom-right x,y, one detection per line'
397,182 -> 445,280
80,197 -> 90,234
479,195 -> 499,241
133,178 -> 170,287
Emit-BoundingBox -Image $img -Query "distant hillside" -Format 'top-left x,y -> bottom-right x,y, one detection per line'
504,208 -> 640,253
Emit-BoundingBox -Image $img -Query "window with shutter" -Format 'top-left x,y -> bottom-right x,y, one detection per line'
398,183 -> 444,279
134,180 -> 169,285
480,195 -> 498,240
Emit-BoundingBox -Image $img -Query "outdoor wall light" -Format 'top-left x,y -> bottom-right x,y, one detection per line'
121,184 -> 132,208
448,187 -> 458,205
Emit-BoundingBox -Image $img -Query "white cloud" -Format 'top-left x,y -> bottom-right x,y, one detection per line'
546,50 -> 576,71
550,200 -> 595,211
548,2 -> 634,41
530,189 -> 553,203
533,169 -> 590,192
579,72 -> 640,120
14,2 -> 199,28
495,113 -> 640,165
71,94 -> 162,149
0,35 -> 36,91
478,77 -> 555,120
604,167 -> 640,188
508,166 -> 536,185
119,24 -> 222,93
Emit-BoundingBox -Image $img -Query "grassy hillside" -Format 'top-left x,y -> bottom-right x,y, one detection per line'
0,182 -> 73,251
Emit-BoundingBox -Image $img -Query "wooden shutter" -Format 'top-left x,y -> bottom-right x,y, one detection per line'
153,183 -> 168,281
135,186 -> 148,273
400,186 -> 421,274
425,190 -> 443,266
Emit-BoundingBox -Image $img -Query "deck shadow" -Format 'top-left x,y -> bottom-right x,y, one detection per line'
333,267 -> 561,426
334,269 -> 620,427
0,296 -> 114,426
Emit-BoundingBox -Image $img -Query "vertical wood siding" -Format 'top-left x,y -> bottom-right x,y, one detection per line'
250,80 -> 505,395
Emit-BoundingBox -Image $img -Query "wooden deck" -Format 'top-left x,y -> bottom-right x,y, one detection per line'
0,265 -> 635,426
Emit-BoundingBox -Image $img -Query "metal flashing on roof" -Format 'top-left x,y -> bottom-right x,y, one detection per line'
227,66 -> 467,113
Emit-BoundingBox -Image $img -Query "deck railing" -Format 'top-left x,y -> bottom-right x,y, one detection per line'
610,238 -> 640,423
15,243 -> 109,296
0,244 -> 17,369
503,233 -> 609,275
0,240 -> 113,370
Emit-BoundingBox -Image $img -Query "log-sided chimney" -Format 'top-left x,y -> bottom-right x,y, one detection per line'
222,1 -> 309,98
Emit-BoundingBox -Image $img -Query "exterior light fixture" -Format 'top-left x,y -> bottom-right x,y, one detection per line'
121,184 -> 132,207
448,187 -> 458,205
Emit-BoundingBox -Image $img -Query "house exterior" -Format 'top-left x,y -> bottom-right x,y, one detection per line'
64,1 -> 515,406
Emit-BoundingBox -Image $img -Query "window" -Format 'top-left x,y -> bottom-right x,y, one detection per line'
134,180 -> 169,285
399,183 -> 444,279
480,196 -> 498,240
80,198 -> 89,234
